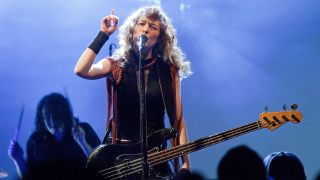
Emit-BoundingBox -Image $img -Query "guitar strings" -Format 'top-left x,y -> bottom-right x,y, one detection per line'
99,121 -> 261,179
104,163 -> 143,180
101,122 -> 260,179
149,122 -> 260,166
98,157 -> 143,176
100,122 -> 260,179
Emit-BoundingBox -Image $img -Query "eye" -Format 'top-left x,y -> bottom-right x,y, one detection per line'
150,26 -> 158,30
137,21 -> 146,26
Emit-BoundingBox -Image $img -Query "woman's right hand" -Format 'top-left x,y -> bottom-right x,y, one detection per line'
8,140 -> 24,161
101,9 -> 119,35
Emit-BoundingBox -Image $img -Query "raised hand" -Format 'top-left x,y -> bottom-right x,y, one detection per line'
8,140 -> 24,161
101,9 -> 119,35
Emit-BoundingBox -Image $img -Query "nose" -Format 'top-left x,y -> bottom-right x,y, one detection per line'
142,24 -> 149,34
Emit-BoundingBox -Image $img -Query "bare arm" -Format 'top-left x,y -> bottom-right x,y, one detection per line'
74,51 -> 112,80
174,74 -> 191,170
74,9 -> 119,79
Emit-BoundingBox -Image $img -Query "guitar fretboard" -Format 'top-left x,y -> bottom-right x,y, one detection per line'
148,121 -> 261,166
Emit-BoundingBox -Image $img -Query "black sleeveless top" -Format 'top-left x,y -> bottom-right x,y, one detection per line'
116,57 -> 165,141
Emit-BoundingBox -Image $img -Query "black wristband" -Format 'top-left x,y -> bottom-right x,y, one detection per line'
88,31 -> 109,54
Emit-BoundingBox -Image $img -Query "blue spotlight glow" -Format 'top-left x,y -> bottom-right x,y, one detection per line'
138,0 -> 161,6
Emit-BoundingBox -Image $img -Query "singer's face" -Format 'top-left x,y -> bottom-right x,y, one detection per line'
133,17 -> 161,51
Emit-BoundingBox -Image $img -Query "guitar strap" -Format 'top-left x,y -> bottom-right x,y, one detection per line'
104,60 -> 122,144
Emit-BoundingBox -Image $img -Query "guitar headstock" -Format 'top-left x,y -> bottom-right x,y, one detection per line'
259,110 -> 303,131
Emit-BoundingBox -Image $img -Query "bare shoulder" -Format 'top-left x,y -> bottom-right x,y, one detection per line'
101,57 -> 118,66
94,57 -> 115,72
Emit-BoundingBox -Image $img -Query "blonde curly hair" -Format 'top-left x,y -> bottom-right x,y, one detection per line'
112,6 -> 192,78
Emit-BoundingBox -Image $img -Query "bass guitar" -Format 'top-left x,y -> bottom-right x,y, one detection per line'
87,109 -> 302,179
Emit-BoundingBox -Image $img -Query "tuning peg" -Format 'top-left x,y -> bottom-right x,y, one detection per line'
291,103 -> 298,110
283,104 -> 287,111
264,105 -> 269,112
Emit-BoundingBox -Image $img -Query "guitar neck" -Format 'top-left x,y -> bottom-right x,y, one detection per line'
148,121 -> 262,166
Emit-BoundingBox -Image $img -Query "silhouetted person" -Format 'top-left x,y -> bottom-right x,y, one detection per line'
174,170 -> 205,180
315,172 -> 320,180
8,93 -> 101,179
264,151 -> 306,180
217,145 -> 267,180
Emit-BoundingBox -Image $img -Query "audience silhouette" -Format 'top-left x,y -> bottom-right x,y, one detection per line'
264,151 -> 306,180
217,145 -> 267,180
174,170 -> 205,180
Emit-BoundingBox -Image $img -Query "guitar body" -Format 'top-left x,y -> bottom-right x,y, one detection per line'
87,128 -> 177,180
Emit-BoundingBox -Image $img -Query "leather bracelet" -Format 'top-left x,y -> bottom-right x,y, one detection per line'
88,31 -> 109,54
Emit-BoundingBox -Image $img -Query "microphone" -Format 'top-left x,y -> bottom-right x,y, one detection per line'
137,34 -> 148,52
